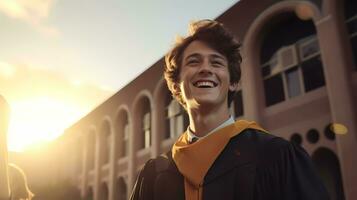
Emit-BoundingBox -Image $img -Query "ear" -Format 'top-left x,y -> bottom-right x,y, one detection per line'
172,83 -> 181,94
229,82 -> 239,92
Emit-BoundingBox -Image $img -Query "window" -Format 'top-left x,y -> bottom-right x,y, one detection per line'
105,132 -> 111,163
290,133 -> 303,145
164,105 -> 171,139
138,97 -> 151,150
143,112 -> 151,148
286,67 -> 301,98
76,139 -> 83,173
301,56 -> 324,92
167,100 -> 186,139
264,74 -> 285,106
87,130 -> 95,171
116,177 -> 127,200
163,94 -> 172,139
99,120 -> 111,164
307,129 -> 320,144
100,121 -> 111,164
123,123 -> 129,156
116,111 -> 129,158
85,187 -> 93,200
262,36 -> 325,106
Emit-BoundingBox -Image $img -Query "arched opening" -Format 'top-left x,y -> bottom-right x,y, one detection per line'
136,96 -> 152,150
87,129 -> 96,171
76,138 -> 83,174
116,109 -> 130,158
260,12 -> 325,106
312,148 -> 345,200
100,119 -> 111,165
166,95 -> 188,140
98,182 -> 109,200
164,91 -> 173,139
155,80 -> 188,143
84,187 -> 93,200
116,177 -> 127,200
344,0 -> 357,70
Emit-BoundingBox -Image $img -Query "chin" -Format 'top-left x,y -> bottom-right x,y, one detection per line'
193,98 -> 224,108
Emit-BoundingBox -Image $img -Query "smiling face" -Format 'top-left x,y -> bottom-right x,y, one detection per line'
175,40 -> 237,111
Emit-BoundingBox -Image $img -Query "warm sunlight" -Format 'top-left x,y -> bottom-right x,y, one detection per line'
7,96 -> 85,152
1,61 -> 113,152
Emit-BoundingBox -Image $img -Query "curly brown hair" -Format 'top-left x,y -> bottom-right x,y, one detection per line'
164,19 -> 242,109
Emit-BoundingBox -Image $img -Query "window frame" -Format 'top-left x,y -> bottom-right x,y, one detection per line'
261,35 -> 324,106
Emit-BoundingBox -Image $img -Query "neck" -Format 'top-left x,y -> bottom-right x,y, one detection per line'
187,103 -> 230,137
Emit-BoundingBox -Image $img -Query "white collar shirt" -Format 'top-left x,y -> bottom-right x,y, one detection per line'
186,116 -> 235,143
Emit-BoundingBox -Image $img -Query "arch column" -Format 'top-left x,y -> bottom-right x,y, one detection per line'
93,131 -> 101,200
151,106 -> 160,158
152,79 -> 168,157
241,41 -> 265,124
80,135 -> 89,198
128,108 -> 137,192
108,126 -> 117,200
315,5 -> 357,199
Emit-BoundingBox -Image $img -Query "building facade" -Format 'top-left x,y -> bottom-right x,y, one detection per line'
54,0 -> 357,200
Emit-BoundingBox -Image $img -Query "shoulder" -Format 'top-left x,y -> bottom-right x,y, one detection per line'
237,130 -> 309,167
229,128 -> 298,162
229,128 -> 282,148
141,151 -> 176,174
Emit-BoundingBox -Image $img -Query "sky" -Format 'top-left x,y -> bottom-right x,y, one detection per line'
0,0 -> 239,152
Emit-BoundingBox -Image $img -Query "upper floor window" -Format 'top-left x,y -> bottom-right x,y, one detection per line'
123,123 -> 129,156
262,36 -> 325,106
163,94 -> 172,140
138,97 -> 151,150
260,13 -> 325,106
116,177 -> 127,200
76,139 -> 83,173
143,112 -> 151,148
166,100 -> 187,139
100,121 -> 111,164
87,130 -> 95,171
115,110 -> 129,158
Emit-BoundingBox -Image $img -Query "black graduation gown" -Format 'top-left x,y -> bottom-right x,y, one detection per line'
130,129 -> 330,200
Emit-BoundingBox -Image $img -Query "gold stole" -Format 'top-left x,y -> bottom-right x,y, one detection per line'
172,120 -> 267,200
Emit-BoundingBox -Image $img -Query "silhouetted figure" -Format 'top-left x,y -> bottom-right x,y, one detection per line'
0,96 -> 33,200
8,163 -> 34,200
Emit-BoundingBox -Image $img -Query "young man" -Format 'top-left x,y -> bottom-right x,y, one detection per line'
130,20 -> 329,200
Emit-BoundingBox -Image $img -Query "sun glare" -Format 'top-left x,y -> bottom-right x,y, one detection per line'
7,96 -> 84,152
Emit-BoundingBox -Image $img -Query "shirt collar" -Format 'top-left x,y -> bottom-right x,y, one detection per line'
187,116 -> 235,143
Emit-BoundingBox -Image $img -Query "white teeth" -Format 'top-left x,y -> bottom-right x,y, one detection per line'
195,81 -> 214,88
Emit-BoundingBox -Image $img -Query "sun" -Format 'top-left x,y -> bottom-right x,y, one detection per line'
7,96 -> 84,152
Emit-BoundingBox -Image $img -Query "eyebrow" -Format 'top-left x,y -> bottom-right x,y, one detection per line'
210,54 -> 226,61
184,53 -> 200,61
184,53 -> 226,62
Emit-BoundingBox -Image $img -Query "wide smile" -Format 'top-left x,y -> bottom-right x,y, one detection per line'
193,80 -> 218,88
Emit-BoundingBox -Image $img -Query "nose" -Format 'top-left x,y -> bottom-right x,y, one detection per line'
198,58 -> 213,75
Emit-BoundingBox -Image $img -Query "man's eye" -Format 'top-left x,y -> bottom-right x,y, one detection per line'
212,60 -> 224,67
187,59 -> 199,65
